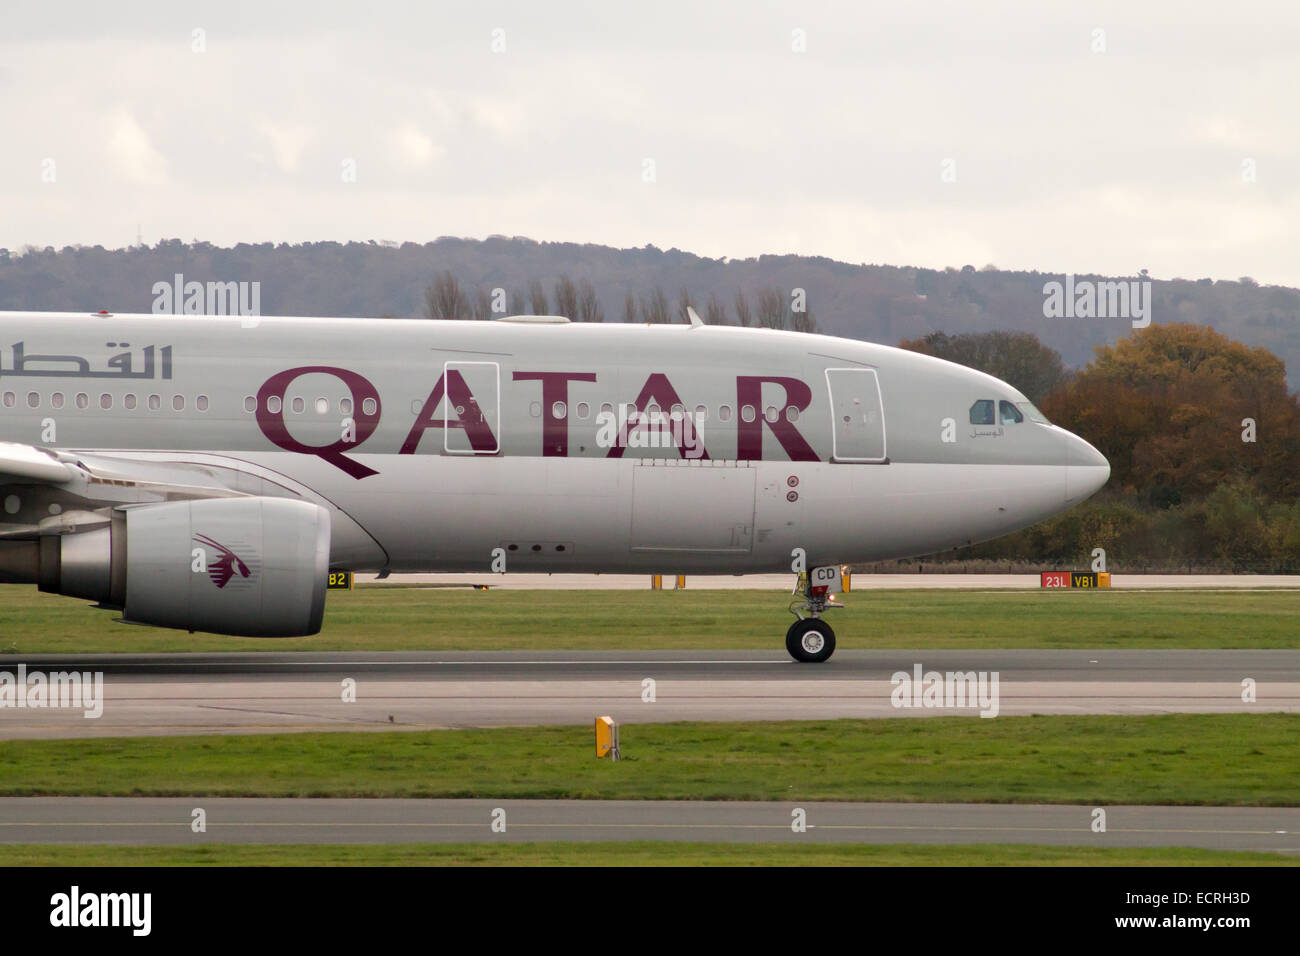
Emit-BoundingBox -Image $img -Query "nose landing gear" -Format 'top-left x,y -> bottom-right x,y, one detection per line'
786,617 -> 835,663
786,568 -> 844,663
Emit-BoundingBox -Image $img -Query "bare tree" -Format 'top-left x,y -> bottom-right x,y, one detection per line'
705,294 -> 727,326
641,287 -> 671,324
733,290 -> 754,328
623,291 -> 638,324
677,288 -> 695,324
757,287 -> 786,329
789,308 -> 818,334
528,279 -> 549,315
472,287 -> 493,321
424,271 -> 467,320
577,279 -> 604,323
554,275 -> 579,320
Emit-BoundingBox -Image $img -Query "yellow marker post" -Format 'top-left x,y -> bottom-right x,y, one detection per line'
650,574 -> 662,590
841,566 -> 852,592
675,574 -> 686,589
1098,572 -> 1111,588
595,716 -> 620,760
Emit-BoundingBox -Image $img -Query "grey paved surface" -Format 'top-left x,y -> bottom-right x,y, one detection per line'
0,798 -> 1294,853
0,650 -> 1295,738
356,572 -> 1300,590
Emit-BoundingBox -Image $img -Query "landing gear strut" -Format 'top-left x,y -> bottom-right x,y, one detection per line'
786,569 -> 843,663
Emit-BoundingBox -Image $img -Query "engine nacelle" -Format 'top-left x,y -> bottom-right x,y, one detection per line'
11,497 -> 330,637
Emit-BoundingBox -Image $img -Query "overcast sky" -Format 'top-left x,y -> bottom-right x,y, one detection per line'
2,1 -> 1297,285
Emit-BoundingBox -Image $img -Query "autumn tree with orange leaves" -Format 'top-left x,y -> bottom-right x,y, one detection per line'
1040,324 -> 1300,506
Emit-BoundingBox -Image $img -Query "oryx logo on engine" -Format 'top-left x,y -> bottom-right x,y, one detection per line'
192,533 -> 252,589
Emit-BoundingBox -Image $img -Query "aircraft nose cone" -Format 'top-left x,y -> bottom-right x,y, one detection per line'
1065,430 -> 1110,502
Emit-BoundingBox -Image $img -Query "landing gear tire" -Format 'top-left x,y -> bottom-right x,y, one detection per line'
786,618 -> 836,663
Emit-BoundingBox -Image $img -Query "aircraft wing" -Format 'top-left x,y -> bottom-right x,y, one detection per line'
0,442 -> 257,540
0,441 -> 77,483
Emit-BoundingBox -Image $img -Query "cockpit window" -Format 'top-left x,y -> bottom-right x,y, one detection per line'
999,400 -> 1024,425
969,399 -> 995,425
1016,401 -> 1050,424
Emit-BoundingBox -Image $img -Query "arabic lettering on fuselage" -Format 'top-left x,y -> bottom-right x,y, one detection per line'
0,342 -> 173,380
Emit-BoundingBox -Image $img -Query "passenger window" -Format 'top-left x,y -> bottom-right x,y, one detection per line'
124,394 -> 137,410
148,394 -> 161,411
969,400 -> 995,425
999,400 -> 1023,425
173,395 -> 185,411
719,404 -> 732,423
1,392 -> 13,408
198,396 -> 210,412
99,394 -> 112,410
244,396 -> 257,413
51,393 -> 64,409
26,392 -> 39,408
76,393 -> 90,410
576,402 -> 589,420
740,405 -> 756,423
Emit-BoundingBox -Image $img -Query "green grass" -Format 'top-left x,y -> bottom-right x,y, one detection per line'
0,842 -> 1291,866
1,715 -> 1296,805
1,584 -> 1298,653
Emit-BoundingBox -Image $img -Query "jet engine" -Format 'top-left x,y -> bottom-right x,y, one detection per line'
0,497 -> 330,637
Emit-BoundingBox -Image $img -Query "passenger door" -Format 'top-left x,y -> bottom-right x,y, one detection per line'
825,367 -> 887,463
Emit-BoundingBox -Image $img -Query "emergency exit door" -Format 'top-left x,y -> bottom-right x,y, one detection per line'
825,367 -> 887,463
443,360 -> 500,454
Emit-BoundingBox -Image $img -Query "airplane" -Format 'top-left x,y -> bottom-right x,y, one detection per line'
0,307 -> 1109,662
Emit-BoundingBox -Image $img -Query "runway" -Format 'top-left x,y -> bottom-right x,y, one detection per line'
0,798 -> 1295,853
1,650 -> 1297,738
357,572 -> 1300,590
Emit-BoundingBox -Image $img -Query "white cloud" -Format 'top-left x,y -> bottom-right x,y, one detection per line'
254,119 -> 313,173
101,110 -> 167,185
0,2 -> 1297,286
390,123 -> 443,168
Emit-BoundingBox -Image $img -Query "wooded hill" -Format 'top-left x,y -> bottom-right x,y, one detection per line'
3,236 -> 1298,386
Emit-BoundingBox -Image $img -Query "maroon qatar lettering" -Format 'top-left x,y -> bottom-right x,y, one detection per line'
604,372 -> 710,460
400,369 -> 499,455
736,375 -> 818,461
255,366 -> 824,477
255,366 -> 382,479
512,371 -> 597,457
